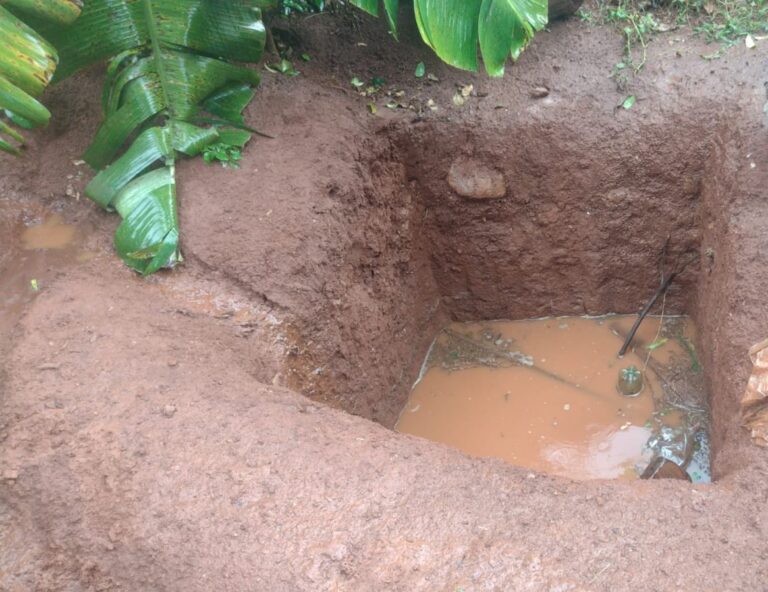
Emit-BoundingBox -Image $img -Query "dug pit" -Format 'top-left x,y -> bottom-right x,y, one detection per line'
276,117 -> 712,431
2,14 -> 768,589
206,105 -> 766,488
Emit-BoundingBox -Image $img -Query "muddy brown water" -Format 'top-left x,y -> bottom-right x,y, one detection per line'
396,315 -> 707,481
0,213 -> 90,340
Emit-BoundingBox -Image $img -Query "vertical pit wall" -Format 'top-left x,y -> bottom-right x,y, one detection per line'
285,114 -> 768,477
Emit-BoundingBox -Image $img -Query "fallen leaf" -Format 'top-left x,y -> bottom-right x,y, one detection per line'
265,59 -> 299,76
367,102 -> 377,114
647,337 -> 669,351
654,22 -> 677,33
621,95 -> 636,109
700,50 -> 723,60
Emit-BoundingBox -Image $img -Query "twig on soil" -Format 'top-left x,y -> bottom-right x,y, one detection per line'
441,328 -> 613,402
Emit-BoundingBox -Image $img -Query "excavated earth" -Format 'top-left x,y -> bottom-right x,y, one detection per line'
2,7 -> 768,591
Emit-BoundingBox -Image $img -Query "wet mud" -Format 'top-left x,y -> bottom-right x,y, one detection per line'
1,211 -> 90,341
397,315 -> 708,480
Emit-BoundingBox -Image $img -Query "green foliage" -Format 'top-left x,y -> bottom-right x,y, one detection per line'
265,58 -> 300,76
0,0 -> 82,154
279,0 -> 325,15
621,94 -> 636,109
37,0 -> 267,275
680,0 -> 768,45
584,0 -> 767,79
2,0 -> 550,275
203,142 -> 243,169
349,0 -> 400,37
349,0 -> 548,76
590,0 -> 659,76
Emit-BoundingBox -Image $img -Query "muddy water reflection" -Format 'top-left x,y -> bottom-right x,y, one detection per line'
396,316 -> 706,480
1,213 -> 87,340
21,214 -> 77,250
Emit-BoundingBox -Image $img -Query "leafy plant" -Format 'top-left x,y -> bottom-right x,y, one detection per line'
203,141 -> 244,169
279,0 -> 325,15
349,0 -> 549,77
35,0 -> 268,275
587,0 -> 767,79
0,0 -> 82,154
265,58 -> 300,76
2,0 -> 549,276
685,0 -> 768,46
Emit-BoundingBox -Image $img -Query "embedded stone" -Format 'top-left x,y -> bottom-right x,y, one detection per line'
448,157 -> 507,199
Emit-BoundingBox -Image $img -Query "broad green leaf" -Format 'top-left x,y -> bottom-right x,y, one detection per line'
44,1 -> 268,80
383,0 -> 399,36
86,122 -> 218,207
113,166 -> 180,275
0,6 -> 57,96
349,0 -> 378,16
622,95 -> 636,109
84,77 -> 165,169
351,0 -> 546,75
0,1 -> 80,154
414,0 -> 482,71
479,0 -> 547,76
216,128 -> 253,148
4,0 -> 82,25
38,0 -> 267,274
0,119 -> 23,142
0,74 -> 51,126
349,0 -> 399,37
204,83 -> 256,126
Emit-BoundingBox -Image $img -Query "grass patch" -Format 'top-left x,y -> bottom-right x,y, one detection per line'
578,0 -> 768,84
675,0 -> 768,45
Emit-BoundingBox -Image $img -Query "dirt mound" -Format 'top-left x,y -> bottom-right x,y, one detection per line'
2,8 -> 768,591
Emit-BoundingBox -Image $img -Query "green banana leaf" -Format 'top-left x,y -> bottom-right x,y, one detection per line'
0,0 -> 82,154
351,0 -> 547,76
349,0 -> 399,38
478,0 -> 548,76
40,0 -> 268,275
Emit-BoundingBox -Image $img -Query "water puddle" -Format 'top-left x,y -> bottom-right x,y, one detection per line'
1,212 -> 91,340
396,315 -> 710,482
20,214 -> 78,250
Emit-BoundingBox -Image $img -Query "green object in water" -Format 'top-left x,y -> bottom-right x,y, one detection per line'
618,365 -> 643,397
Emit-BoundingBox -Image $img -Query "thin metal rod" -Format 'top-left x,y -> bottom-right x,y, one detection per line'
618,271 -> 678,358
618,251 -> 698,358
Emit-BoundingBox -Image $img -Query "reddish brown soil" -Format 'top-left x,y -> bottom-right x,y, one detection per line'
2,6 -> 768,591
